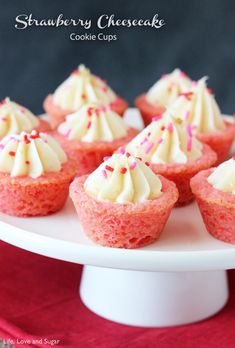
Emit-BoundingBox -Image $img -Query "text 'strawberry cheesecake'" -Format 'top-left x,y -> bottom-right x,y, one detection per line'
53,102 -> 138,176
191,157 -> 235,243
44,64 -> 128,128
70,152 -> 178,249
169,77 -> 235,164
135,69 -> 192,126
0,131 -> 77,217
0,97 -> 50,139
125,112 -> 217,205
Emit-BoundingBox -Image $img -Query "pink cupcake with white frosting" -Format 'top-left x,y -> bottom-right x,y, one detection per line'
70,152 -> 178,249
0,97 -> 50,139
135,69 -> 192,126
125,110 -> 217,205
44,64 -> 128,128
169,77 -> 235,164
191,156 -> 235,243
0,130 -> 77,217
53,102 -> 138,176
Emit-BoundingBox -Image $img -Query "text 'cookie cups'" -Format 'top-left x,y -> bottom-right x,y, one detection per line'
70,153 -> 178,249
53,102 -> 138,176
135,69 -> 192,126
125,112 -> 217,206
190,158 -> 235,243
43,64 -> 128,128
168,77 -> 235,164
0,131 -> 77,217
0,97 -> 51,139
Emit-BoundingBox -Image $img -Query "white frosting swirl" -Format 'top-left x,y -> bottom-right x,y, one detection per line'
84,152 -> 162,203
53,64 -> 117,110
58,103 -> 128,142
0,98 -> 39,138
169,77 -> 225,134
126,113 -> 202,164
207,158 -> 235,195
0,131 -> 67,178
146,69 -> 192,107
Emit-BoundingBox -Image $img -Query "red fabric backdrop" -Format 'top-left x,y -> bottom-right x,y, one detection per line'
0,241 -> 235,348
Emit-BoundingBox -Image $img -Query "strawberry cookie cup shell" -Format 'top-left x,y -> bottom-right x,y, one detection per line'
0,160 -> 77,217
150,145 -> 217,206
36,119 -> 51,133
197,121 -> 235,165
70,175 -> 178,249
43,95 -> 128,129
190,169 -> 235,243
53,128 -> 139,176
135,94 -> 165,127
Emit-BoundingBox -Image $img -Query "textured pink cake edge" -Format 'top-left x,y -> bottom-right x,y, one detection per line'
70,175 -> 179,249
150,144 -> 217,206
0,159 -> 77,217
190,169 -> 235,243
197,121 -> 235,165
135,94 -> 166,127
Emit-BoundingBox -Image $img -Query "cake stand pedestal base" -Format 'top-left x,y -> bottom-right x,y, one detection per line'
80,266 -> 228,327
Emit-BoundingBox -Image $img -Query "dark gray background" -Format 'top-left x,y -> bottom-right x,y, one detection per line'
0,0 -> 234,114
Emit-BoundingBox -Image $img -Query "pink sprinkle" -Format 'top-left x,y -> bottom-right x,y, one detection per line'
167,123 -> 173,133
187,137 -> 192,151
157,138 -> 163,145
100,105 -> 107,112
130,161 -> 137,170
102,170 -> 108,179
185,111 -> 190,120
145,141 -> 154,154
119,147 -> 125,154
87,107 -> 94,116
1,117 -> 7,122
147,132 -> 151,137
186,124 -> 193,137
44,139 -> 48,143
140,137 -> 147,146
65,129 -> 71,138
103,156 -> 111,161
152,115 -> 162,122
0,144 -> 4,150
87,121 -> 91,129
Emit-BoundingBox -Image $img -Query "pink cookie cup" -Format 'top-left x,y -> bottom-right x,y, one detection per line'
34,118 -> 51,133
150,145 -> 217,206
53,128 -> 139,176
197,121 -> 235,165
44,95 -> 128,129
70,174 -> 178,249
0,160 -> 77,217
190,168 -> 235,243
135,94 -> 165,127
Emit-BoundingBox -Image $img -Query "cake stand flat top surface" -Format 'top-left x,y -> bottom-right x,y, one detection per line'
0,109 -> 234,272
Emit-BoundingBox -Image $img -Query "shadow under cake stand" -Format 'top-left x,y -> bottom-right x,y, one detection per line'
0,109 -> 234,327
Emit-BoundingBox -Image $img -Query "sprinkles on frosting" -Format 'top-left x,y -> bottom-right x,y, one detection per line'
179,92 -> 194,100
120,167 -> 127,174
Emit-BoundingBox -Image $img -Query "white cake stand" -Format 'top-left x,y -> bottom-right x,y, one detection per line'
0,110 -> 234,327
